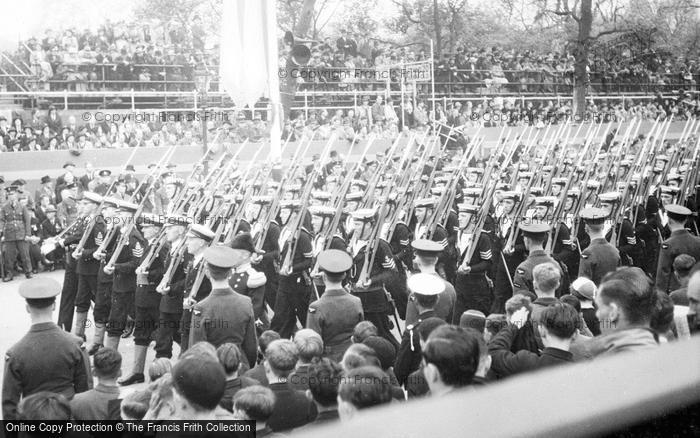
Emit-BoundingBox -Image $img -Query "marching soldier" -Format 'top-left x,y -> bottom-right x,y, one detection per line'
454,203 -> 493,317
655,204 -> 700,293
598,191 -> 643,267
86,197 -> 120,354
154,217 -> 189,359
270,199 -> 314,338
190,245 -> 258,367
228,233 -> 268,332
349,208 -> 399,348
410,197 -> 450,279
309,205 -> 347,297
578,207 -> 621,285
512,223 -> 566,299
2,278 -> 91,421
492,191 -> 526,313
179,224 -> 215,353
307,249 -> 364,362
103,200 -> 146,352
119,213 -> 168,386
247,195 -> 281,315
71,191 -> 106,340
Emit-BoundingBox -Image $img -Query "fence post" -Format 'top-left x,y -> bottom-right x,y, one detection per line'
304,92 -> 309,120
193,91 -> 198,112
63,89 -> 68,111
131,89 -> 135,111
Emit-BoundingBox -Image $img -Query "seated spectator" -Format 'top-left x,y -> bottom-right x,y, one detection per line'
351,321 -> 378,344
289,329 -> 324,391
217,343 -> 258,412
489,303 -> 577,378
294,358 -> 344,431
530,263 -> 561,323
341,343 -> 382,372
244,330 -> 281,386
170,356 -> 228,420
120,389 -> 151,421
148,358 -> 172,383
560,294 -> 594,338
650,291 -> 676,343
264,340 -> 316,431
70,347 -> 122,420
670,254 -> 695,306
232,386 -> 278,436
422,325 -> 480,396
362,336 -> 404,401
143,374 -> 175,420
18,391 -> 71,421
570,277 -> 600,335
337,366 -> 393,422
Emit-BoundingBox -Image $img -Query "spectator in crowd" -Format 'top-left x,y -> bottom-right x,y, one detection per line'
570,277 -> 600,336
670,254 -> 696,306
289,329 -> 324,391
170,356 -> 229,420
17,391 -> 71,421
217,343 -> 258,412
351,321 -> 379,344
70,347 -> 122,420
263,339 -> 316,431
530,263 -> 561,324
120,389 -> 151,421
244,330 -> 282,386
559,294 -> 594,338
422,325 -> 480,396
143,374 -> 175,420
148,358 -> 172,383
337,366 -> 393,422
489,303 -> 577,378
232,386 -> 278,436
294,358 -> 344,430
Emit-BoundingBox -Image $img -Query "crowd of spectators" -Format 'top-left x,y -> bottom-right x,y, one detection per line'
15,18 -> 215,92
0,89 -> 697,153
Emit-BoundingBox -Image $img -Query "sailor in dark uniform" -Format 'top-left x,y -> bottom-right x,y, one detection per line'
179,224 -> 214,353
656,204 -> 700,293
2,278 -> 91,420
349,208 -> 399,349
309,205 -> 347,297
454,203 -> 493,317
307,249 -> 364,362
270,199 -> 314,339
247,195 -> 280,314
578,207 -> 621,285
598,191 -> 643,267
410,197 -> 450,279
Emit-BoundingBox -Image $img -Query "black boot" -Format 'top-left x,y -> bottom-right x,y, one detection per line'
122,317 -> 135,338
118,373 -> 145,386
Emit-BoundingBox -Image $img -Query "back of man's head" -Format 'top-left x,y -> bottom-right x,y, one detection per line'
259,330 -> 282,355
540,303 -> 579,339
650,290 -> 675,335
293,329 -> 324,363
533,262 -> 560,296
417,317 -> 448,343
172,356 -> 226,412
505,294 -> 532,317
93,347 -> 122,380
341,343 -> 381,371
351,321 -> 378,343
598,277 -> 655,327
338,366 -> 393,410
673,254 -> 696,281
233,386 -> 276,422
307,358 -> 343,407
423,325 -> 480,388
265,340 -> 299,379
217,343 -> 243,376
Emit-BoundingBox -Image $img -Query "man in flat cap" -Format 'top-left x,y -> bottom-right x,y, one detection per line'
512,223 -> 567,299
2,278 -> 91,420
189,245 -> 258,368
306,249 -> 364,362
579,207 -> 620,285
656,204 -> 700,293
1,185 -> 33,282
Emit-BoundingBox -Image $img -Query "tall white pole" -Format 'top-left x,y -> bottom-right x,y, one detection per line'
430,39 -> 436,121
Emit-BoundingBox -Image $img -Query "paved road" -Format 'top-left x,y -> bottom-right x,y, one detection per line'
0,270 -> 176,419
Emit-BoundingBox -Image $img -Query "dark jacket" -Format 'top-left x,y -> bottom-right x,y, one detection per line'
488,324 -> 573,378
267,382 -> 317,432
